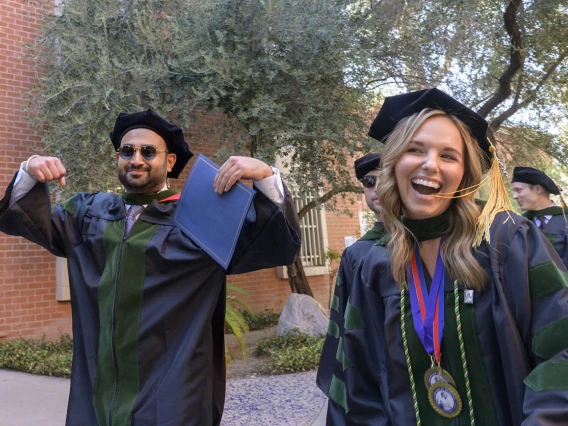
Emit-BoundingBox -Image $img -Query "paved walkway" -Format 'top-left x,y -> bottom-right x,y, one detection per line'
0,369 -> 327,426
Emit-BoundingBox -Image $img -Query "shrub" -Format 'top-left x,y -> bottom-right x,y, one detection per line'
241,309 -> 280,331
225,283 -> 250,361
0,334 -> 73,378
255,330 -> 324,374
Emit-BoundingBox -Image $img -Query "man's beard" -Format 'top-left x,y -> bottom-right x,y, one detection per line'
118,164 -> 163,193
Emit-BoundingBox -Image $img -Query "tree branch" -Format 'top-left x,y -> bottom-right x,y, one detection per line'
489,50 -> 568,131
477,0 -> 524,118
432,45 -> 454,87
297,184 -> 361,220
432,20 -> 462,87
366,74 -> 429,88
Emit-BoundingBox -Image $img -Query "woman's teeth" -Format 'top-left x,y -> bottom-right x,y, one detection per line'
411,179 -> 441,195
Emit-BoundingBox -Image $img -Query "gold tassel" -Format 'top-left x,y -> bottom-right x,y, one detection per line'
433,176 -> 489,199
472,145 -> 516,247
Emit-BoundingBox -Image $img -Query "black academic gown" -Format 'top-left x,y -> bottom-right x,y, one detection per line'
0,175 -> 301,426
524,207 -> 568,270
323,212 -> 568,425
316,222 -> 386,395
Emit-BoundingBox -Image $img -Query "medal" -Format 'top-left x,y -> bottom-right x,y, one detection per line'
407,241 -> 462,418
424,366 -> 456,389
424,354 -> 456,389
428,381 -> 462,418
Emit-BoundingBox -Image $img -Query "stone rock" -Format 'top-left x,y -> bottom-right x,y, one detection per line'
277,293 -> 329,337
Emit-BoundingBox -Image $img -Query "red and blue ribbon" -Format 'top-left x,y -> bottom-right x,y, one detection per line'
406,242 -> 445,363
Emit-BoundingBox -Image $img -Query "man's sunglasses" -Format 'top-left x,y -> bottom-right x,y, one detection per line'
117,145 -> 168,161
360,175 -> 378,189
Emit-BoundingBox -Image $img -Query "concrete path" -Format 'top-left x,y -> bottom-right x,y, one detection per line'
0,369 -> 327,426
0,369 -> 69,426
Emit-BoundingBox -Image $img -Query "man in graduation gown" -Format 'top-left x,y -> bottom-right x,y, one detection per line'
0,109 -> 301,426
512,166 -> 568,269
317,152 -> 386,396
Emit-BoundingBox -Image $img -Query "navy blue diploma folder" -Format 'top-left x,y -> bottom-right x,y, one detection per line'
173,154 -> 256,270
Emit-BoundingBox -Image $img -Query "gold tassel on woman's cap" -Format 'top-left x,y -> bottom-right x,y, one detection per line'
472,143 -> 516,247
432,134 -> 516,246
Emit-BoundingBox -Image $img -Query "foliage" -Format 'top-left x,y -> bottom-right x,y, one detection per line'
184,0 -> 374,198
0,334 -> 73,378
255,330 -> 324,374
26,0 -> 376,296
225,283 -> 250,360
32,0 -> 568,187
0,285 -> 250,375
26,0 -> 190,197
323,247 -> 342,265
26,0 -> 373,202
241,309 -> 280,331
353,0 -> 568,171
24,0 -> 568,297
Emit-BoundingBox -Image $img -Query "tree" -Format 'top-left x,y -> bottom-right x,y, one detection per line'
26,0 -> 373,295
353,0 -> 568,169
179,0 -> 375,294
26,0 -> 200,196
27,0 -> 567,298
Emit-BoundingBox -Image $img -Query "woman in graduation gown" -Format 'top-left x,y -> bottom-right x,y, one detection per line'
322,88 -> 568,425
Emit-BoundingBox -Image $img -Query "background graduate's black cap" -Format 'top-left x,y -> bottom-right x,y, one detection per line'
368,88 -> 491,163
354,153 -> 382,180
110,109 -> 193,178
512,166 -> 560,195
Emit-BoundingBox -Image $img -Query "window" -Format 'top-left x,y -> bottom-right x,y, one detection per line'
277,189 -> 329,278
56,257 -> 70,301
295,191 -> 327,267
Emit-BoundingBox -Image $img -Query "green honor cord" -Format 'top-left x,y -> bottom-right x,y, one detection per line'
401,281 -> 476,425
401,285 -> 421,425
453,280 -> 475,425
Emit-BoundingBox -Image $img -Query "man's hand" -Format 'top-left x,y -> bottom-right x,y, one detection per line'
27,156 -> 66,186
213,156 -> 273,194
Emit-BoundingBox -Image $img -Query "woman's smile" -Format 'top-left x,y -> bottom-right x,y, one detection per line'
395,115 -> 465,220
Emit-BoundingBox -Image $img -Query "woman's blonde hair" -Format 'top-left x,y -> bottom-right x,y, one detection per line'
377,109 -> 488,291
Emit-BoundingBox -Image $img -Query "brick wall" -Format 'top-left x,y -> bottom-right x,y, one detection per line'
314,193 -> 363,309
0,0 -> 72,340
0,2 -> 363,340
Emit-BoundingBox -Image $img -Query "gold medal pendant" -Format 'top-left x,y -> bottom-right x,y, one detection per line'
424,366 -> 456,389
428,381 -> 462,418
